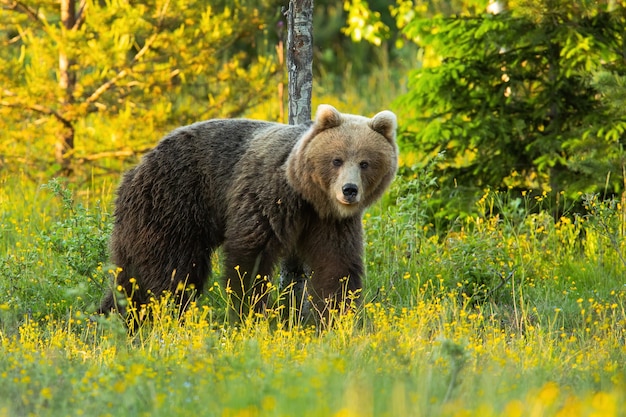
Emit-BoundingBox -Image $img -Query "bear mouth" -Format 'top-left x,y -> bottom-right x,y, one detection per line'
336,196 -> 360,206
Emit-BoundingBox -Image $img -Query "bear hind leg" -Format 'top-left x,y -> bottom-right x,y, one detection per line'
223,249 -> 277,320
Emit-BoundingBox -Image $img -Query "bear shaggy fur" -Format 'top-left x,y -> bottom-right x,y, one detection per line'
99,104 -> 398,318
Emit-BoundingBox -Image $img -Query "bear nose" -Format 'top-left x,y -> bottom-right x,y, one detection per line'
342,183 -> 359,199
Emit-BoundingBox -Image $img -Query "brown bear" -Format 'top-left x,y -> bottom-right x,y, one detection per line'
99,104 -> 398,321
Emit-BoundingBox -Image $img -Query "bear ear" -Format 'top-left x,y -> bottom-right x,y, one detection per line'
369,110 -> 397,143
314,104 -> 342,130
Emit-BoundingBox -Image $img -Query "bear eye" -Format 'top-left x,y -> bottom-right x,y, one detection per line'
360,161 -> 369,169
332,158 -> 343,167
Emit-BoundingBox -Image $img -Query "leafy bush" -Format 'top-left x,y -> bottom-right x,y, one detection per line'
0,179 -> 112,324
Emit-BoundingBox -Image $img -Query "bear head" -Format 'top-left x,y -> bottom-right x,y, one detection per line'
287,104 -> 398,219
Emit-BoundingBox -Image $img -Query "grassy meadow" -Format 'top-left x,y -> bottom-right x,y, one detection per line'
0,167 -> 625,417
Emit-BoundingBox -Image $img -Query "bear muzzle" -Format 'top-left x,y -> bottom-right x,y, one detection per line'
339,183 -> 360,205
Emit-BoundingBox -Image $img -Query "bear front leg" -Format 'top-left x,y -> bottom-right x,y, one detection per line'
279,255 -> 313,323
307,255 -> 363,318
222,242 -> 278,320
302,217 -> 365,319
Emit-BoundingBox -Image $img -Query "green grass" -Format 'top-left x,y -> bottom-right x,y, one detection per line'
0,172 -> 625,417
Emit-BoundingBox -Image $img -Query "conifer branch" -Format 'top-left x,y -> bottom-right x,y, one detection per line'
0,94 -> 72,129
73,0 -> 87,30
82,0 -> 170,109
1,0 -> 46,26
79,147 -> 153,162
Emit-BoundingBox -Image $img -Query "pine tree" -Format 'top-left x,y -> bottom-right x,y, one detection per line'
396,0 -> 626,212
0,0 -> 281,179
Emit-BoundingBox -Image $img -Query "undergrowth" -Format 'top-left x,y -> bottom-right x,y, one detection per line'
0,170 -> 625,416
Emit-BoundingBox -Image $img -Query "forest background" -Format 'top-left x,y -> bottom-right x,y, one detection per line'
1,1 -> 626,416
2,0 -> 626,212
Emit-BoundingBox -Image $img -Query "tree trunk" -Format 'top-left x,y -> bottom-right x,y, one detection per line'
281,0 -> 314,322
286,0 -> 313,125
56,0 -> 76,175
